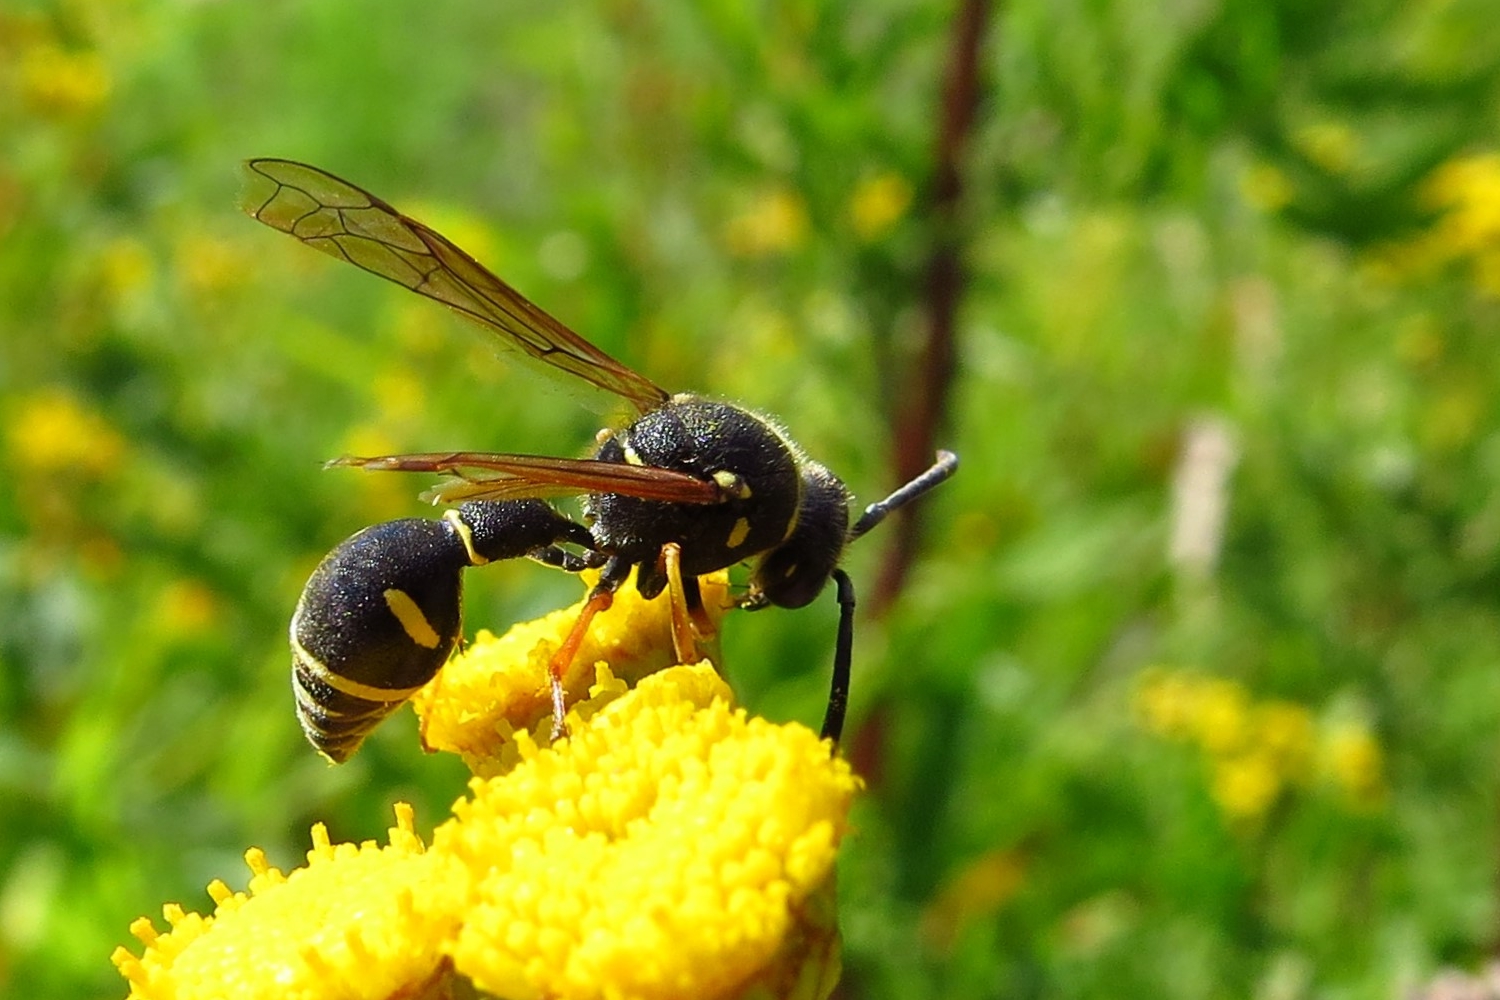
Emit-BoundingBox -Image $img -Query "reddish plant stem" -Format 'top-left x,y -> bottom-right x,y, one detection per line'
871,0 -> 991,615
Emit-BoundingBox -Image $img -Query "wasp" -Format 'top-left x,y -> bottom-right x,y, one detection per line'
242,159 -> 957,762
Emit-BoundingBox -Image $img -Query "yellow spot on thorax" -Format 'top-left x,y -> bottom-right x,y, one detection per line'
727,517 -> 752,549
713,469 -> 751,498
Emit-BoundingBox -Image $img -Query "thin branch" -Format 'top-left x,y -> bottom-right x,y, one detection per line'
872,0 -> 991,613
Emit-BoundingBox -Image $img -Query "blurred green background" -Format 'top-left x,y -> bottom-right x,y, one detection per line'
4,0 -> 1500,997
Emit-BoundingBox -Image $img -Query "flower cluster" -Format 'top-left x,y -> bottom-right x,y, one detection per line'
113,576 -> 859,1000
1135,667 -> 1385,824
1366,151 -> 1500,297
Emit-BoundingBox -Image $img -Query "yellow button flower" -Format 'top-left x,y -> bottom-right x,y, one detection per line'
112,804 -> 454,1000
435,663 -> 858,1000
115,597 -> 858,1000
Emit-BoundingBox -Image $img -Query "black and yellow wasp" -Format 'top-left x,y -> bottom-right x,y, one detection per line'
241,159 -> 956,762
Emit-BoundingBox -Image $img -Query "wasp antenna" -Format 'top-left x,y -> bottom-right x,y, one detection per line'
848,450 -> 959,543
820,568 -> 857,745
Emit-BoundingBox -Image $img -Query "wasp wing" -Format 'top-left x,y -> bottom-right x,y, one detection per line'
241,158 -> 670,415
329,451 -> 725,506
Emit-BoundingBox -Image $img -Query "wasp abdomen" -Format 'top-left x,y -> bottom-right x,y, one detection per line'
289,500 -> 597,762
291,517 -> 470,761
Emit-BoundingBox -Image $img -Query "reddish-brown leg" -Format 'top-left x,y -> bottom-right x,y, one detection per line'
547,588 -> 614,740
661,543 -> 698,664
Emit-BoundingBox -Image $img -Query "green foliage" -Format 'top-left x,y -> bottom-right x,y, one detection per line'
2,0 -> 1499,997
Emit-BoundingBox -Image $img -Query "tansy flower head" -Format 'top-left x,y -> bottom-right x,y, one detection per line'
112,804 -> 455,1000
114,666 -> 859,1000
433,663 -> 859,1000
416,570 -> 730,775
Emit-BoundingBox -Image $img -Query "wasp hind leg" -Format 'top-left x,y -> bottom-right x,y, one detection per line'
660,542 -> 710,665
546,555 -> 633,740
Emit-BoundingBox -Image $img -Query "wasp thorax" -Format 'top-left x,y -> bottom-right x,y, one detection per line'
586,396 -> 803,584
750,459 -> 850,609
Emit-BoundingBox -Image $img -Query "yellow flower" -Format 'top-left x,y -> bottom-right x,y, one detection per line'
1293,121 -> 1359,175
1252,701 -> 1315,782
1211,750 -> 1283,824
1189,677 -> 1252,757
1136,667 -> 1388,825
415,570 -> 730,775
5,389 -> 125,477
848,172 -> 912,240
100,236 -> 156,305
112,804 -> 455,1000
920,849 -> 1027,953
435,663 -> 858,1000
1133,666 -> 1202,739
724,188 -> 810,257
19,42 -> 110,116
371,368 -> 426,423
1376,152 -> 1500,296
115,666 -> 857,1000
1239,163 -> 1294,212
1319,719 -> 1386,808
176,234 -> 248,296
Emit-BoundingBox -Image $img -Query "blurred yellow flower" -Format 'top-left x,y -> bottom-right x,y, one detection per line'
1320,719 -> 1386,809
1136,668 -> 1386,825
19,42 -> 110,116
371,368 -> 426,423
1253,701 -> 1316,781
1211,750 -> 1283,823
1190,678 -> 1252,757
157,579 -> 221,638
1424,154 -> 1500,250
920,848 -> 1026,953
849,172 -> 912,240
100,237 -> 156,304
1293,121 -> 1359,175
1240,162 -> 1294,212
5,389 -> 125,477
177,234 -> 248,296
417,570 -> 730,774
1374,152 -> 1500,297
724,188 -> 810,257
1133,666 -> 1201,739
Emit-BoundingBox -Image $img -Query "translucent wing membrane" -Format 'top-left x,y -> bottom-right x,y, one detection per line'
329,452 -> 725,506
240,158 -> 670,415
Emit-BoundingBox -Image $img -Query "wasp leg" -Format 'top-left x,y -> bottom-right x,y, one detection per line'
821,568 -> 857,747
660,542 -> 698,664
546,555 -> 632,740
529,544 -> 606,573
681,573 -> 719,646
